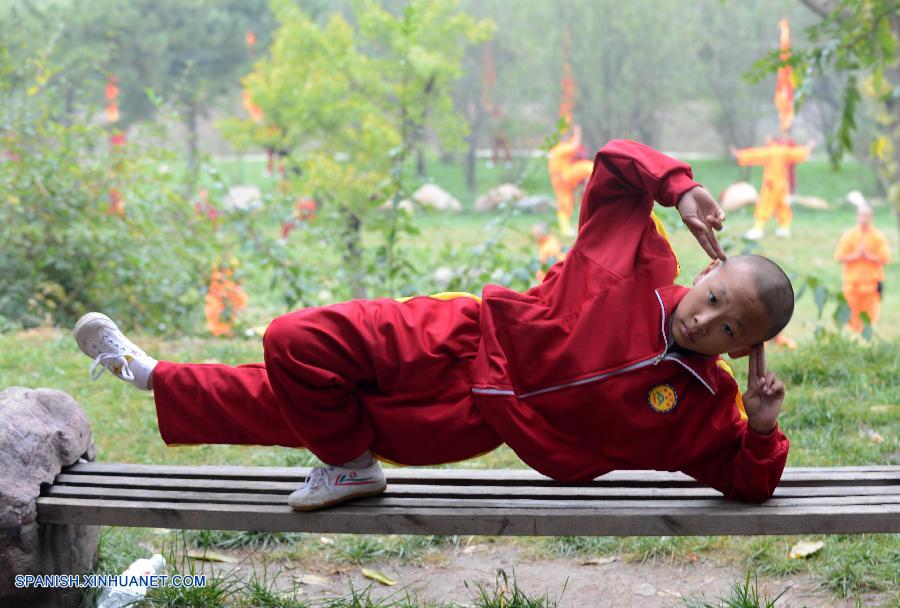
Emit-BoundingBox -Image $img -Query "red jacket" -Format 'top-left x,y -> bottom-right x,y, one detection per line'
471,139 -> 789,503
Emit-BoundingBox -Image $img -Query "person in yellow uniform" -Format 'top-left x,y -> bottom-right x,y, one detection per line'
548,124 -> 594,236
732,138 -> 814,240
834,205 -> 892,333
531,222 -> 567,282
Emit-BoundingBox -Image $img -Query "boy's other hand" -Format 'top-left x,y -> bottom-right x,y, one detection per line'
677,186 -> 727,261
742,343 -> 784,434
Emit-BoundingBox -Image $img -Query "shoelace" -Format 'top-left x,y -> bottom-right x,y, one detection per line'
303,466 -> 334,491
90,352 -> 135,382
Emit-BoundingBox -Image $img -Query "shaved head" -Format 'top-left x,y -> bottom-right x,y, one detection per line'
728,255 -> 794,339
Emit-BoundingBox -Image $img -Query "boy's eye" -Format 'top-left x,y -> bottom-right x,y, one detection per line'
708,291 -> 717,304
723,324 -> 734,338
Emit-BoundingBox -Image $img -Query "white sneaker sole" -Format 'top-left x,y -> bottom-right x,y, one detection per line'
289,483 -> 387,512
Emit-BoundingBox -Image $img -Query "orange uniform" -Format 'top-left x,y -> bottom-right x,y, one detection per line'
548,139 -> 593,236
834,226 -> 891,332
205,269 -> 249,337
535,234 -> 566,282
735,143 -> 809,231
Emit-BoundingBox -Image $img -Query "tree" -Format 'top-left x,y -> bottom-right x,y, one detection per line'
226,0 -> 491,299
751,0 -> 900,242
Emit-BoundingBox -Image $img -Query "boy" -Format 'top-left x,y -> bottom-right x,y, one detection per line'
74,140 -> 790,511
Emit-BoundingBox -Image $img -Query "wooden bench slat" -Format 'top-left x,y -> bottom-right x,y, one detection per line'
45,479 -> 900,501
39,464 -> 900,536
59,463 -> 900,486
36,497 -> 900,536
42,485 -> 900,510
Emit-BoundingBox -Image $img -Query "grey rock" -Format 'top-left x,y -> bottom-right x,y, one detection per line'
473,183 -> 527,211
515,195 -> 555,213
0,387 -> 99,607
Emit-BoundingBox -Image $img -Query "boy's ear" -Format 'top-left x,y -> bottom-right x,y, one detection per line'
692,259 -> 722,286
728,348 -> 751,359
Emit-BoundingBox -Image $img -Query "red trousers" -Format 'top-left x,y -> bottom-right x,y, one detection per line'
153,296 -> 502,466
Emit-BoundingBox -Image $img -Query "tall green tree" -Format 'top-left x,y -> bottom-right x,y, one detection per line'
226,0 -> 491,299
752,0 -> 900,242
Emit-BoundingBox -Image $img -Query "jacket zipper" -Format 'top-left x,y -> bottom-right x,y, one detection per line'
472,290 -> 677,399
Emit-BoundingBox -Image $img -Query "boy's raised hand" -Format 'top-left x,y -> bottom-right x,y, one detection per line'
676,186 -> 727,261
742,343 -> 784,435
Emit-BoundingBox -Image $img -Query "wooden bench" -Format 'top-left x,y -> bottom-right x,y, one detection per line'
37,463 -> 900,536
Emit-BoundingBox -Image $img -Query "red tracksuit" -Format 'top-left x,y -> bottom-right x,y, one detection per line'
154,140 -> 789,503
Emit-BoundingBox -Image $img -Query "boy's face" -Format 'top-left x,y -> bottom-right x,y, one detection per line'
672,260 -> 771,357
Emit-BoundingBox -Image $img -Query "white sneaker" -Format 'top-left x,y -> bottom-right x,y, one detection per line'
775,226 -> 791,238
743,227 -> 764,240
289,461 -> 386,511
74,312 -> 157,390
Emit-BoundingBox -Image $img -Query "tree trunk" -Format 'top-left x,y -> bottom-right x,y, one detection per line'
341,207 -> 366,299
465,102 -> 480,194
186,102 -> 200,184
416,146 -> 426,178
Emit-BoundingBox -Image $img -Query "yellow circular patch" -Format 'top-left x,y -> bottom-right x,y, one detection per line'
648,384 -> 678,413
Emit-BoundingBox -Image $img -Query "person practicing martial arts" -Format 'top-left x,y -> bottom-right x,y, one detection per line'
75,140 -> 792,511
834,204 -> 892,334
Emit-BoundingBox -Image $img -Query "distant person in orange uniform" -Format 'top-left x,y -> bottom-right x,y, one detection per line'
531,221 -> 567,282
205,265 -> 249,337
732,138 -> 814,240
834,205 -> 892,333
549,124 -> 594,237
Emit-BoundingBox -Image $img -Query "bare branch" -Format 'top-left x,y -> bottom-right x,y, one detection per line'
799,0 -> 833,18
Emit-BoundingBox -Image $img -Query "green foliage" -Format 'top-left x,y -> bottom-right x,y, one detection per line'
224,0 -> 492,299
682,573 -> 787,608
748,0 -> 899,163
0,51 -> 218,333
465,569 -> 564,608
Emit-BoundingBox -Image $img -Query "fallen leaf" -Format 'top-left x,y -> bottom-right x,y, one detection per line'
869,405 -> 893,414
581,556 -> 618,566
296,574 -> 330,586
319,536 -> 334,545
788,540 -> 825,559
186,549 -> 236,563
361,568 -> 396,586
859,425 -> 885,444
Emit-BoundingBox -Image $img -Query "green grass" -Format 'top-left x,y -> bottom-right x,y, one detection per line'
682,573 -> 788,608
3,153 -> 899,607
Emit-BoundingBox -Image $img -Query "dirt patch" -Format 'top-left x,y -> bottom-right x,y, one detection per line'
198,543 -> 888,607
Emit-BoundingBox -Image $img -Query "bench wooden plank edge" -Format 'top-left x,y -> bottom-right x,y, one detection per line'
43,482 -> 900,501
36,498 -> 900,536
39,487 -> 900,509
58,463 -> 900,487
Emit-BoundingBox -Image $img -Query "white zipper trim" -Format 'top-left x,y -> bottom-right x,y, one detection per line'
472,289 -> 671,400
471,387 -> 516,396
663,354 -> 715,394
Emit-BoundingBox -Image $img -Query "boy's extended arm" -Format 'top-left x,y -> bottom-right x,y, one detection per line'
577,140 -> 725,264
581,140 -> 698,218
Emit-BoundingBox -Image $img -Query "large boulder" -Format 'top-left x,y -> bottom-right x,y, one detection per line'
515,194 -> 555,214
719,181 -> 758,211
473,183 -> 527,212
789,194 -> 830,210
0,387 -> 99,608
412,184 -> 462,212
845,190 -> 867,209
223,185 -> 263,211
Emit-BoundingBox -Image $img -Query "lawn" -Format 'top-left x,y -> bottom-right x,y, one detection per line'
1,153 -> 897,607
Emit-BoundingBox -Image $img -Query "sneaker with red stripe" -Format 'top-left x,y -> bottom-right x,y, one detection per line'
289,461 -> 386,511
